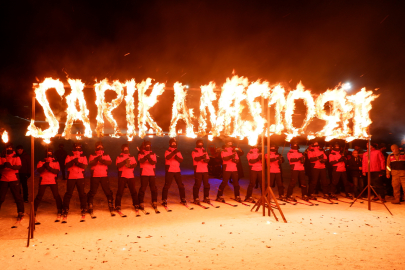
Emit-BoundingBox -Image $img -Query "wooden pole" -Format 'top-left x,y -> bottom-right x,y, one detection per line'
261,97 -> 265,216
27,94 -> 35,247
368,138 -> 371,211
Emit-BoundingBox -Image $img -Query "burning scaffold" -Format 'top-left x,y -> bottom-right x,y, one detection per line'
26,76 -> 379,145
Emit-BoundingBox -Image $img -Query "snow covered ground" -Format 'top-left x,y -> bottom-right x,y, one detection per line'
0,138 -> 404,269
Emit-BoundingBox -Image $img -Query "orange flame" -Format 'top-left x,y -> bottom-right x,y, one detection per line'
125,79 -> 136,141
26,78 -> 65,143
268,84 -> 286,135
198,82 -> 217,136
2,130 -> 9,143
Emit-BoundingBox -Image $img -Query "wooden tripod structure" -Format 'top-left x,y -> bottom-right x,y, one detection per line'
251,98 -> 287,223
27,95 -> 36,247
350,138 -> 393,215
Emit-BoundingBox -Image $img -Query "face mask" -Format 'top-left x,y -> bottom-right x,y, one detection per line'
145,146 -> 151,151
313,145 -> 319,148
75,148 -> 82,152
123,150 -> 129,154
6,150 -> 13,155
197,144 -> 203,148
47,153 -> 53,158
96,150 -> 104,155
227,143 -> 233,147
291,145 -> 299,150
170,144 -> 177,148
270,148 -> 276,152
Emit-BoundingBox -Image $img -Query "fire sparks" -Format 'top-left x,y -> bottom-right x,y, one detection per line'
26,78 -> 65,143
95,79 -> 124,137
169,82 -> 196,138
2,130 -> 9,143
137,78 -> 165,138
63,79 -> 92,140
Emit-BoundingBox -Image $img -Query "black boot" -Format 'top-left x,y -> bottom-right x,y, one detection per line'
203,197 -> 211,204
193,198 -> 201,205
108,200 -> 114,212
161,200 -> 168,207
216,196 -> 225,203
88,203 -> 93,215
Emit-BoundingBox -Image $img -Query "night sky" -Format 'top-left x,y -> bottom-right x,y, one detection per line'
1,0 -> 404,142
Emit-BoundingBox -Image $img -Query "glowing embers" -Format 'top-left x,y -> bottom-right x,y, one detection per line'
1,130 -> 8,143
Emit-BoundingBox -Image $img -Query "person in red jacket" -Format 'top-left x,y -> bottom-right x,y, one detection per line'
192,139 -> 211,204
287,141 -> 308,201
138,140 -> 158,210
34,148 -> 62,217
162,138 -> 186,206
362,142 -> 386,201
0,143 -> 24,219
307,141 -> 329,199
63,143 -> 88,218
245,144 -> 262,202
115,143 -> 139,212
267,144 -> 285,199
217,139 -> 241,202
87,141 -> 114,215
328,143 -> 352,199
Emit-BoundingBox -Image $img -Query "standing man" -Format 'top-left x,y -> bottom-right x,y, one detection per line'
55,144 -> 68,180
386,144 -> 404,204
138,140 -> 158,210
307,141 -> 328,199
192,139 -> 211,204
0,143 -> 24,220
329,143 -> 352,199
87,141 -> 114,215
362,143 -> 386,201
245,144 -> 262,203
63,143 -> 88,218
267,144 -> 285,200
162,138 -> 186,206
216,139 -> 241,203
348,150 -> 363,198
287,141 -> 308,201
16,145 -> 31,203
115,144 -> 139,212
34,148 -> 62,217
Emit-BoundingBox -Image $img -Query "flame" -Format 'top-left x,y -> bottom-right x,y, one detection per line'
315,86 -> 352,141
346,88 -> 378,140
284,82 -> 316,141
268,84 -> 286,135
169,82 -> 196,138
2,130 -> 9,143
94,79 -> 124,137
76,132 -> 82,140
213,76 -> 248,138
208,132 -> 213,141
125,79 -> 136,141
137,78 -> 165,138
148,128 -> 154,138
198,82 -> 217,136
26,78 -> 65,142
62,79 -> 92,139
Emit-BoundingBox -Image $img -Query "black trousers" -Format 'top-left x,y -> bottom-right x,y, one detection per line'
19,173 -> 30,201
352,176 -> 364,198
193,172 -> 210,199
63,178 -> 87,210
138,176 -> 158,204
34,183 -> 62,212
309,168 -> 329,195
162,172 -> 185,200
217,171 -> 239,197
87,177 -> 113,205
246,170 -> 262,198
270,173 -> 284,197
0,180 -> 24,213
369,172 -> 386,198
115,177 -> 138,207
59,162 -> 66,179
330,171 -> 351,194
286,170 -> 307,197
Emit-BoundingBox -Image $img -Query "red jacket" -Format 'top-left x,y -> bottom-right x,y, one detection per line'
329,150 -> 346,172
287,150 -> 305,171
65,151 -> 88,179
89,152 -> 112,177
192,148 -> 209,173
0,152 -> 21,182
362,149 -> 385,174
116,153 -> 137,179
308,148 -> 327,169
265,152 -> 283,173
247,148 -> 262,171
165,147 -> 182,173
37,158 -> 60,185
138,150 -> 157,176
221,147 -> 239,172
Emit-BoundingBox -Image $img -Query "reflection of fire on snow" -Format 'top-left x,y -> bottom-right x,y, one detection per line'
27,76 -> 379,145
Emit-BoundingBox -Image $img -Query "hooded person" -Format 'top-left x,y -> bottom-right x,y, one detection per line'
265,144 -> 285,199
63,142 -> 88,219
216,138 -> 241,203
115,143 -> 139,213
286,141 -> 308,201
16,145 -> 31,202
328,143 -> 352,199
307,141 -> 329,199
137,140 -> 158,210
34,147 -> 62,220
0,143 -> 24,220
87,141 -> 114,215
245,142 -> 262,202
191,139 -> 211,204
162,138 -> 186,206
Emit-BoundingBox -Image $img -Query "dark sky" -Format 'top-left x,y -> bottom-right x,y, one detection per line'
1,0 -> 404,141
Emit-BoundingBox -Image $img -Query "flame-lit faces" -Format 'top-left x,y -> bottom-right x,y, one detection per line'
28,77 -> 378,144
